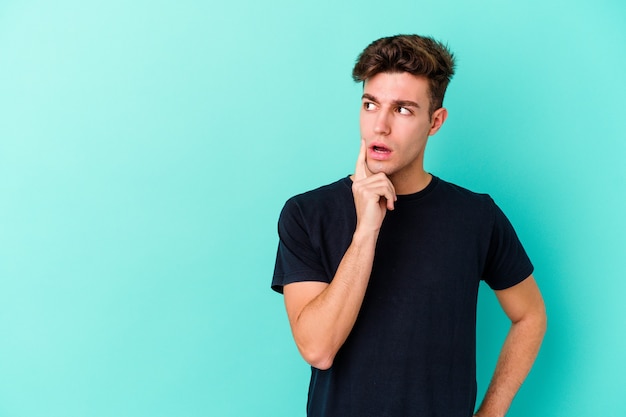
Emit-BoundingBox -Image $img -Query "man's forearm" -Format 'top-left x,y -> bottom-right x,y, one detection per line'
288,230 -> 378,370
475,310 -> 547,417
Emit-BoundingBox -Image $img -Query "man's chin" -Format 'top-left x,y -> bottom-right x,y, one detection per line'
366,161 -> 392,176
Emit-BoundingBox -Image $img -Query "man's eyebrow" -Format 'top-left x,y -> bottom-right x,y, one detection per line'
361,94 -> 420,108
362,93 -> 379,102
394,99 -> 420,109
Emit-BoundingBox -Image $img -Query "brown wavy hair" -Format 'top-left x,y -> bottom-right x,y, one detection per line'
352,35 -> 456,117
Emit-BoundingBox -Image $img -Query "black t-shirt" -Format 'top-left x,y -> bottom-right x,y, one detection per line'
272,176 -> 533,417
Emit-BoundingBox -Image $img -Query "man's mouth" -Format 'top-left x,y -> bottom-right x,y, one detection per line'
372,145 -> 391,153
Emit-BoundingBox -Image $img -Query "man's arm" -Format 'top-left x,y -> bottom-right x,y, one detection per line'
283,233 -> 376,370
475,275 -> 547,417
283,140 -> 396,370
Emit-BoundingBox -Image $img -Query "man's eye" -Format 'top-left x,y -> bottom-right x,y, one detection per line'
397,107 -> 411,115
364,102 -> 376,110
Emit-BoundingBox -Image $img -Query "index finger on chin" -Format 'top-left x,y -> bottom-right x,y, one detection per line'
354,139 -> 367,180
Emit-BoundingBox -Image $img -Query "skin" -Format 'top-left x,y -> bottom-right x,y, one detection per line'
283,71 -> 547,416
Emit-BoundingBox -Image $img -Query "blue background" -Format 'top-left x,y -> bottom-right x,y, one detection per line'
1,1 -> 624,416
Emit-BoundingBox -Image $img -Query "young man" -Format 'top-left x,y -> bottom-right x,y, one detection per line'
272,34 -> 546,417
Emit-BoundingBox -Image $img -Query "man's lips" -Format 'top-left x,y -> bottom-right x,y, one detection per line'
368,143 -> 392,160
372,145 -> 391,153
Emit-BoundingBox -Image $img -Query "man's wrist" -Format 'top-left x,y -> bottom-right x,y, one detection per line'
352,228 -> 379,245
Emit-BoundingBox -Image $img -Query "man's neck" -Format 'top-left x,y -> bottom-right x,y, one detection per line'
391,171 -> 432,195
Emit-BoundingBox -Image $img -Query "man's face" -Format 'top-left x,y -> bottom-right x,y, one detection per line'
359,72 -> 446,187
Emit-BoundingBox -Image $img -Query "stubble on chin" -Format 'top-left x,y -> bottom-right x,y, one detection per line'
366,160 -> 391,177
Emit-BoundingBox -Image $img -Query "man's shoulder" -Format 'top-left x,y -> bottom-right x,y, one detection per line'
285,176 -> 353,207
435,176 -> 493,203
277,176 -> 355,234
430,176 -> 499,221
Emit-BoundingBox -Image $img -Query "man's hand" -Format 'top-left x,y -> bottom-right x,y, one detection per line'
351,139 -> 396,234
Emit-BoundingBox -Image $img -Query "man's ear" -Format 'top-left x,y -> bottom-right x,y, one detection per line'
428,107 -> 448,136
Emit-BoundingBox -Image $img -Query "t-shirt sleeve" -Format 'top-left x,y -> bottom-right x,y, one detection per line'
271,197 -> 330,294
482,198 -> 534,290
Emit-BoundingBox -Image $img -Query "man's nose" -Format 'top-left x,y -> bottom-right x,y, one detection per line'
373,110 -> 391,135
